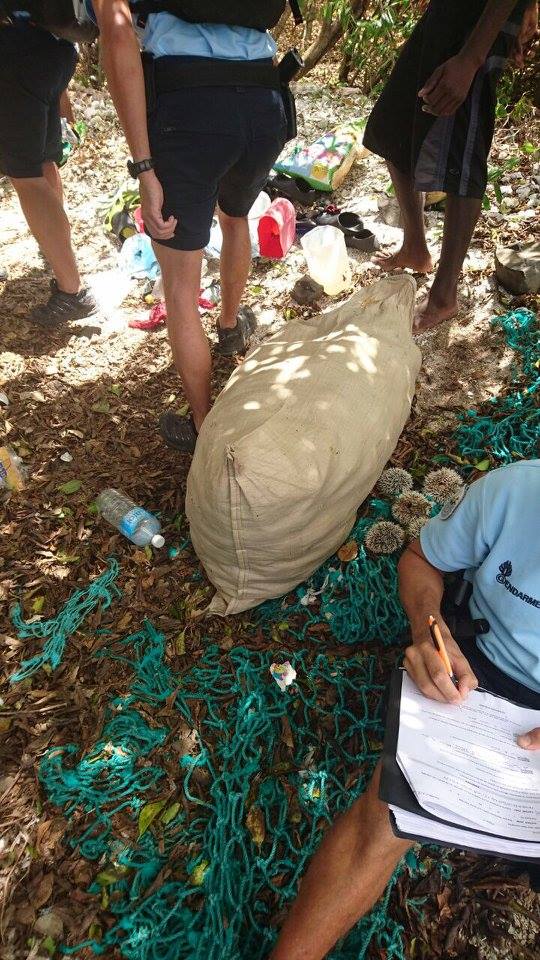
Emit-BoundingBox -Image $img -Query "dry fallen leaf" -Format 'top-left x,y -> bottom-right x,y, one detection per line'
337,540 -> 359,563
246,805 -> 266,848
34,873 -> 54,908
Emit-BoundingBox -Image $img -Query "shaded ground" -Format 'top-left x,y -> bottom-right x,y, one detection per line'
0,83 -> 539,960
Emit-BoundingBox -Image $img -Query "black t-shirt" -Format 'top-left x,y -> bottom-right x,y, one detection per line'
428,0 -> 529,28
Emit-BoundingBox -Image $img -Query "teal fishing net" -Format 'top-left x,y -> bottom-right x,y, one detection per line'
39,622 -> 411,960
27,308 -> 537,958
10,558 -> 120,683
455,308 -> 539,464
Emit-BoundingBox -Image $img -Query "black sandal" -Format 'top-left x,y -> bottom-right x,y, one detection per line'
159,410 -> 198,453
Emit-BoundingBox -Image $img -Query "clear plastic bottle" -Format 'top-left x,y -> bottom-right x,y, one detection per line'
96,488 -> 165,548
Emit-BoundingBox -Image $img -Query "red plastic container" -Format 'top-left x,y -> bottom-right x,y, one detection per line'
258,198 -> 296,259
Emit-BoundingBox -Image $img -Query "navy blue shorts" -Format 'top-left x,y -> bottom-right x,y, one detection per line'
0,24 -> 77,178
147,80 -> 287,251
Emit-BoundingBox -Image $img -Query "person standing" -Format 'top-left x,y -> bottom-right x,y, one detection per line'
363,0 -> 538,331
93,1 -> 293,453
0,16 -> 97,327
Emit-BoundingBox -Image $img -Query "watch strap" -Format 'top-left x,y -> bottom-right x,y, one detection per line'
128,158 -> 154,178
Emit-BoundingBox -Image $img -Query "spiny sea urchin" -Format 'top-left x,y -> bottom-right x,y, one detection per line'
406,515 -> 430,541
423,467 -> 464,504
377,467 -> 413,499
364,520 -> 405,555
391,490 -> 431,525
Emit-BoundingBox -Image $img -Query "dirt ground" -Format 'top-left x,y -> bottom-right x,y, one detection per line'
0,80 -> 539,960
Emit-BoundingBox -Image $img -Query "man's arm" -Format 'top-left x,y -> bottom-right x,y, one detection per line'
92,0 -> 176,239
59,89 -> 75,125
514,1 -> 538,65
420,0 -> 522,116
398,539 -> 479,704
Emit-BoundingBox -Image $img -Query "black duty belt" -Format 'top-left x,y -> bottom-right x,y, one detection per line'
150,55 -> 281,93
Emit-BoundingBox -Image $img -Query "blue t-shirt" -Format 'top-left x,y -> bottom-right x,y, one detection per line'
420,460 -> 540,694
142,13 -> 277,60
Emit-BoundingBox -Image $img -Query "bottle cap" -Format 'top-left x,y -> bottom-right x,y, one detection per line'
151,534 -> 165,549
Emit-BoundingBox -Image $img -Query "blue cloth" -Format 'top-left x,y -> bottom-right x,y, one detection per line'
420,461 -> 540,695
142,13 -> 277,60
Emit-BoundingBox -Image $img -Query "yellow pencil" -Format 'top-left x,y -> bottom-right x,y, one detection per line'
428,615 -> 459,687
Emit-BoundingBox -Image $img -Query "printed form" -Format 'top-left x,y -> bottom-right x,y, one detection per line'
396,672 -> 540,841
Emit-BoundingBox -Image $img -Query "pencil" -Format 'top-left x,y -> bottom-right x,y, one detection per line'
428,615 -> 459,687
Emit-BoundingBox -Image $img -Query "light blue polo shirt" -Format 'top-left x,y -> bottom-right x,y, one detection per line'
142,13 -> 277,59
420,460 -> 540,694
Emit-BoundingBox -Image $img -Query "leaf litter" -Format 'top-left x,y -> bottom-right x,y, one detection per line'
0,79 -> 539,960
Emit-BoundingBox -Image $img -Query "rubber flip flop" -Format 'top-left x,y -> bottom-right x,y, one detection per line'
265,174 -> 322,206
345,229 -> 379,253
296,216 -> 317,237
314,204 -> 343,226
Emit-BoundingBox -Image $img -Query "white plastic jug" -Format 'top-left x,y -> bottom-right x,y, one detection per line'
301,225 -> 352,296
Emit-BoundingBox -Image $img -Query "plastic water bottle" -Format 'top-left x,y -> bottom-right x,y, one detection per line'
96,488 -> 165,548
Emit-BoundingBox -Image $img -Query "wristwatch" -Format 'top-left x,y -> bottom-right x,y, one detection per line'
127,157 -> 154,179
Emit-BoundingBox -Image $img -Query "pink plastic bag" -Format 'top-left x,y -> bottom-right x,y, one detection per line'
258,198 -> 296,259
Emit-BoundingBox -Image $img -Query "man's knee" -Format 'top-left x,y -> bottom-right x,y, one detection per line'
348,765 -> 411,860
218,208 -> 248,232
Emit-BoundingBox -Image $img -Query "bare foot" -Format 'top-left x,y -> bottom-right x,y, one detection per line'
375,247 -> 433,274
413,295 -> 459,332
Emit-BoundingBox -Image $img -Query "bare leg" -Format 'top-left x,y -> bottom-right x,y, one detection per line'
153,244 -> 211,431
42,159 -> 64,203
376,161 -> 433,274
11,162 -> 80,293
415,194 -> 482,331
270,763 -> 411,960
218,209 -> 252,329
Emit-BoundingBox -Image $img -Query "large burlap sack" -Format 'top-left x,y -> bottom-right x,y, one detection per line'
186,274 -> 421,615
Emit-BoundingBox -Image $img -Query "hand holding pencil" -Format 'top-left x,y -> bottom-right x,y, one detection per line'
404,614 -> 479,704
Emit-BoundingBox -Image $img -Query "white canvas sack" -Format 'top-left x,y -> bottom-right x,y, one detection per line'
186,274 -> 421,615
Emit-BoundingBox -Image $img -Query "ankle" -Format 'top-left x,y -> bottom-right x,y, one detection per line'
55,278 -> 80,296
218,315 -> 238,330
428,282 -> 458,308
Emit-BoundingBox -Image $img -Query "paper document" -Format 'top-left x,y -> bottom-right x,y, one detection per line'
396,672 -> 540,842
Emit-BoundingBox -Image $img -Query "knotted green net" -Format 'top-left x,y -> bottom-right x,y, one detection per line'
12,307 -> 536,959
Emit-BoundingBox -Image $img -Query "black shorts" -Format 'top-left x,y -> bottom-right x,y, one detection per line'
0,23 -> 77,179
363,0 -> 526,199
147,74 -> 287,251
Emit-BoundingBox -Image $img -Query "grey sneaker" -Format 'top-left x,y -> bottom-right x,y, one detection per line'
30,279 -> 98,329
216,306 -> 257,356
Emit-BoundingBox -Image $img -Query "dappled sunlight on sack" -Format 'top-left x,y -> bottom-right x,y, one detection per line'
186,275 -> 421,615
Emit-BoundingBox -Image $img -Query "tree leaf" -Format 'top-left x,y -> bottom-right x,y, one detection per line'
91,400 -> 110,414
176,631 -> 186,656
475,458 -> 490,471
160,801 -> 181,825
95,866 -> 128,887
41,935 -> 56,957
138,799 -> 167,838
280,716 -> 294,750
190,860 -> 209,886
57,479 -> 82,494
246,805 -> 265,847
32,596 -> 45,613
337,540 -> 358,562
35,873 -> 54,908
88,923 -> 102,942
